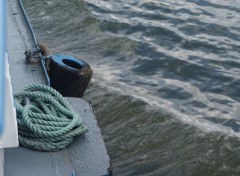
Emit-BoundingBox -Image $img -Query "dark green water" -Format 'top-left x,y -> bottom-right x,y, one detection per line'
25,0 -> 240,175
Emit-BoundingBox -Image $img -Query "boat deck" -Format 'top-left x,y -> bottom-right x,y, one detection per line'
4,1 -> 110,175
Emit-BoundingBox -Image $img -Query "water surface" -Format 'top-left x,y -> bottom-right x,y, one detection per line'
25,0 -> 240,175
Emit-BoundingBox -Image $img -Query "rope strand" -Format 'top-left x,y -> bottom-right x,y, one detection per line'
14,84 -> 88,151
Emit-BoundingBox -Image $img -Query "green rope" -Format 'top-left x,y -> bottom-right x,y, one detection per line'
14,84 -> 88,152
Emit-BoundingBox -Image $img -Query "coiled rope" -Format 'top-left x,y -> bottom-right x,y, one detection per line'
14,84 -> 88,151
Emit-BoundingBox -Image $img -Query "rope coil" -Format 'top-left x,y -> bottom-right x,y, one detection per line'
14,84 -> 88,151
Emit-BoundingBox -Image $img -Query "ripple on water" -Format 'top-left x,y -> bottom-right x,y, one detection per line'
25,0 -> 240,175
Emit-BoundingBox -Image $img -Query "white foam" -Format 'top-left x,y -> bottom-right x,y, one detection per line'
91,63 -> 240,138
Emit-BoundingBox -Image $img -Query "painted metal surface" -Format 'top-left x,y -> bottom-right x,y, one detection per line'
5,98 -> 110,176
0,0 -> 6,135
17,0 -> 38,48
18,0 -> 51,86
0,0 -> 19,149
0,55 -> 18,148
5,0 -> 110,175
51,54 -> 87,70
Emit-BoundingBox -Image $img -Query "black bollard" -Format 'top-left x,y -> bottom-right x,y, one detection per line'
49,54 -> 92,98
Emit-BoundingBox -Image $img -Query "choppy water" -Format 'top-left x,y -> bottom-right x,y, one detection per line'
24,0 -> 240,175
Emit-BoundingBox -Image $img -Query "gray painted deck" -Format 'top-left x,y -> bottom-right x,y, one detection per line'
5,0 -> 110,175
